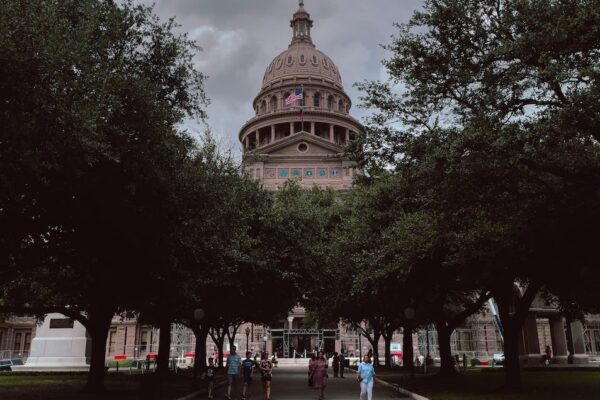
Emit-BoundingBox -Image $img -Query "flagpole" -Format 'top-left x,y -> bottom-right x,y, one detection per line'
300,84 -> 304,132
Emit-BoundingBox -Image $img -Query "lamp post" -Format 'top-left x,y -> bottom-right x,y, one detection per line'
245,327 -> 251,352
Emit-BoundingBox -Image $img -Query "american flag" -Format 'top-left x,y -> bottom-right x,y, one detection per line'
285,87 -> 303,105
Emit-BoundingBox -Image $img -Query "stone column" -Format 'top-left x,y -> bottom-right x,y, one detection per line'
290,122 -> 294,135
271,125 -> 276,143
310,121 -> 315,135
287,316 -> 294,330
567,320 -> 589,364
519,314 -> 542,365
244,135 -> 249,149
549,316 -> 568,364
329,124 -> 334,142
345,129 -> 350,142
255,130 -> 260,147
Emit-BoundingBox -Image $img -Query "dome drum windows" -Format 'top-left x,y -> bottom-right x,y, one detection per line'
313,92 -> 321,107
286,55 -> 294,65
299,54 -> 306,65
327,95 -> 334,110
311,55 -> 318,65
270,96 -> 278,112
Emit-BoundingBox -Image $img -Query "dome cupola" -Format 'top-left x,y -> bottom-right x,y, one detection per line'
290,1 -> 314,46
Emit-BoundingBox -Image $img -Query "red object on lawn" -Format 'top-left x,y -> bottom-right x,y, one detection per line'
184,352 -> 195,358
114,355 -> 127,360
148,354 -> 157,360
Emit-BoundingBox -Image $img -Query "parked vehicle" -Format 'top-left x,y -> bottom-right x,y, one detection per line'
0,358 -> 24,371
492,353 -> 505,365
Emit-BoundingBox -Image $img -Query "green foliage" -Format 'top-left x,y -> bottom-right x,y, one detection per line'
354,0 -> 600,386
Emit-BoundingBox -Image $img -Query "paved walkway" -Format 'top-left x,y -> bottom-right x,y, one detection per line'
207,366 -> 402,400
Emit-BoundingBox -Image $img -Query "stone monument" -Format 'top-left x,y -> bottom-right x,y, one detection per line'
13,312 -> 90,371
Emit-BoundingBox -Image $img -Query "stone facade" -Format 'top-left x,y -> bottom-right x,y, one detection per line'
0,315 -> 36,360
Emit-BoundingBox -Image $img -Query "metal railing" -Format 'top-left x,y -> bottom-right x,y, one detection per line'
0,349 -> 30,362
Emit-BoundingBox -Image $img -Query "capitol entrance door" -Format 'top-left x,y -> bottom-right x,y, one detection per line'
269,329 -> 339,358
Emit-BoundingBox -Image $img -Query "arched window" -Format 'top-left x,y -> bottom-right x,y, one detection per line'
260,100 -> 267,114
271,96 -> 278,111
327,95 -> 334,110
314,92 -> 321,107
338,100 -> 344,112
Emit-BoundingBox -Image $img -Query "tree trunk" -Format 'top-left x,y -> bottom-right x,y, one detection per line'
383,334 -> 392,368
209,327 -> 227,368
83,305 -> 115,393
503,318 -> 522,390
156,319 -> 171,376
217,338 -> 225,368
371,331 -> 381,366
192,325 -> 209,389
436,322 -> 456,375
402,326 -> 414,370
493,280 -> 541,392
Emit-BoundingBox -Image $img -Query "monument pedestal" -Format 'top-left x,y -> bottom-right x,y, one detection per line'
13,313 -> 90,372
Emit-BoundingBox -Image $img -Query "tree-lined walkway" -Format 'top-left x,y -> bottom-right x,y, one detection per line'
207,366 -> 403,400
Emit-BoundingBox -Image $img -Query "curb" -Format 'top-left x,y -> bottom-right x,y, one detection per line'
176,390 -> 204,400
345,367 -> 430,400
374,376 -> 430,400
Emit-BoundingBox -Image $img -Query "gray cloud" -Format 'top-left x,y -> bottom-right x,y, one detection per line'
141,0 -> 423,154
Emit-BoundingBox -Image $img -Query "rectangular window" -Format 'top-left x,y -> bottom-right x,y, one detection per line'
14,332 -> 22,351
24,332 -> 32,352
140,331 -> 148,353
108,330 -> 117,354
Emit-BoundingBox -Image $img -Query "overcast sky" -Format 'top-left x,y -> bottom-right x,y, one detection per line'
141,0 -> 423,154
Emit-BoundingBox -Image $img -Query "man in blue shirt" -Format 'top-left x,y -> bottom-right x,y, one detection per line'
226,346 -> 242,400
241,351 -> 255,400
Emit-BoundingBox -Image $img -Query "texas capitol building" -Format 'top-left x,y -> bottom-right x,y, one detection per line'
239,1 -> 361,190
3,1 -> 600,369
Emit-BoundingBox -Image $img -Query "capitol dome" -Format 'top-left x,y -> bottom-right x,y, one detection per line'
262,45 -> 342,89
239,1 -> 361,191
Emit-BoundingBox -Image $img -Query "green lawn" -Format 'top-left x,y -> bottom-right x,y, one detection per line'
383,370 -> 600,400
0,373 -> 198,400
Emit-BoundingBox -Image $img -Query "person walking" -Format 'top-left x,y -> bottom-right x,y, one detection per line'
310,351 -> 328,400
339,352 -> 346,378
259,352 -> 273,400
332,352 -> 340,378
308,353 -> 317,387
225,346 -> 242,400
203,357 -> 217,400
241,351 -> 255,400
357,355 -> 375,400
